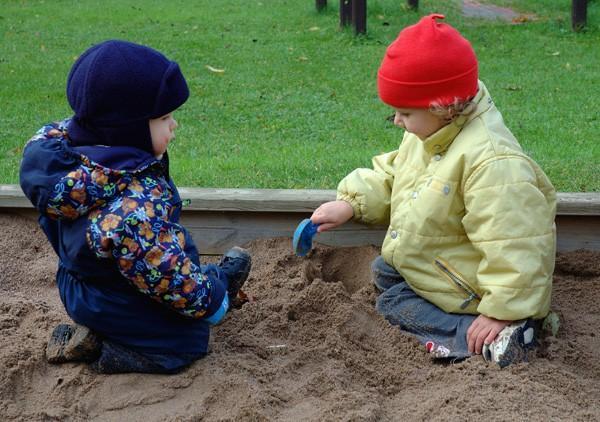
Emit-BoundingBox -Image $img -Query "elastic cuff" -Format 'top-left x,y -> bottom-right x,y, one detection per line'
204,294 -> 229,325
202,263 -> 228,318
336,194 -> 361,221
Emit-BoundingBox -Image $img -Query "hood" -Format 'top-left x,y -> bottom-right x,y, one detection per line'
20,120 -> 164,220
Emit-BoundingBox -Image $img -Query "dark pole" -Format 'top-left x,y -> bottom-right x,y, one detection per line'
316,0 -> 327,12
407,0 -> 418,9
340,0 -> 352,27
352,0 -> 367,34
572,0 -> 587,31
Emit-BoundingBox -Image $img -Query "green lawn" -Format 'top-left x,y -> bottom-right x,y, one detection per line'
1,0 -> 598,191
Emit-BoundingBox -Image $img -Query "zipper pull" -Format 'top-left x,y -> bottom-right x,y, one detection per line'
460,293 -> 477,310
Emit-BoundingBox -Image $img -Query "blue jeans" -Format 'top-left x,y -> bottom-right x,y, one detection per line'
372,256 -> 476,359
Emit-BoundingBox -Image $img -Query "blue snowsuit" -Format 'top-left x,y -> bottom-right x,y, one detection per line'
20,120 -> 229,373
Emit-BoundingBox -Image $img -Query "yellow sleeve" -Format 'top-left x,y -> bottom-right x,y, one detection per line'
336,150 -> 398,226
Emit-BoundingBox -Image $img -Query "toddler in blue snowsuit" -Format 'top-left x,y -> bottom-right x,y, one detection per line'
19,40 -> 251,374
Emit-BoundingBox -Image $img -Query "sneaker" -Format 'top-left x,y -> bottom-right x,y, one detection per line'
425,341 -> 451,358
46,323 -> 101,364
218,247 -> 252,304
482,319 -> 537,368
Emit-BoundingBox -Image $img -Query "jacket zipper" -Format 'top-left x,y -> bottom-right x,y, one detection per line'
434,258 -> 481,309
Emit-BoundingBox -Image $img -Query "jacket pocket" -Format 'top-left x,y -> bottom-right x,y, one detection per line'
409,177 -> 460,233
433,257 -> 481,310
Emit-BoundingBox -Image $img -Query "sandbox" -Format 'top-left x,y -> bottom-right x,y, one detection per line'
0,187 -> 598,420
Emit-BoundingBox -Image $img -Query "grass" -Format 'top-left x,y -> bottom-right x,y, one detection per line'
1,0 -> 598,191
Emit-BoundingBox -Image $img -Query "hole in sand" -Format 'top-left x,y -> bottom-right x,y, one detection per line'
314,245 -> 379,294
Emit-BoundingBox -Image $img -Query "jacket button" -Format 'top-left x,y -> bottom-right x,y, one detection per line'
434,154 -> 442,161
390,230 -> 398,239
412,191 -> 418,199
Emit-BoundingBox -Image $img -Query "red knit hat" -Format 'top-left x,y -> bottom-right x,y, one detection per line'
377,14 -> 478,108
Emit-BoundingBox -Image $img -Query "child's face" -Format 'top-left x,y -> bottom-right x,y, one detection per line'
393,108 -> 446,140
149,113 -> 178,158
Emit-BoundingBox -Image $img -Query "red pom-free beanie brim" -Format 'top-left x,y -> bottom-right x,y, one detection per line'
378,65 -> 478,108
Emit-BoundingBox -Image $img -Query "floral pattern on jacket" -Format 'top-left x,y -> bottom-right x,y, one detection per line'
34,121 -> 218,319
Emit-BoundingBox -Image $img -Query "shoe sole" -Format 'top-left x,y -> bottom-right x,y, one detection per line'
496,325 -> 535,368
46,324 -> 101,364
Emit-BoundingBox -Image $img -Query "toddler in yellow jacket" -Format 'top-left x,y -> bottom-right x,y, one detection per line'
311,14 -> 556,367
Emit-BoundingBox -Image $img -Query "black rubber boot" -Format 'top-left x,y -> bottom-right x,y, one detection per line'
46,323 -> 101,364
218,246 -> 252,305
90,340 -> 176,374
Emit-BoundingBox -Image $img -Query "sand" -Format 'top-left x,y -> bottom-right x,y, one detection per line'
0,213 -> 599,421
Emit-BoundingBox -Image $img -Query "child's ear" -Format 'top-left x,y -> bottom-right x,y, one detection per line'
441,108 -> 456,123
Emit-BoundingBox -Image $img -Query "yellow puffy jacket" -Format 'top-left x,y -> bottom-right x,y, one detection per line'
337,82 -> 556,320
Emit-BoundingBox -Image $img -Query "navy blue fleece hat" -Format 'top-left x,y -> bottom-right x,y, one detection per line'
66,40 -> 189,154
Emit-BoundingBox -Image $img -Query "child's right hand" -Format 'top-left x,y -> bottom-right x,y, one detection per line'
310,200 -> 354,233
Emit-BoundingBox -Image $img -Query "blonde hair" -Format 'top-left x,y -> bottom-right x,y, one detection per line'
429,97 -> 476,123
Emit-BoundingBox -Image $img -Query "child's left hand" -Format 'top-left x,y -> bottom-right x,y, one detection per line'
467,315 -> 510,355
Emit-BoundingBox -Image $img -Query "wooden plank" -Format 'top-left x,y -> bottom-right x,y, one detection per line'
0,185 -> 32,208
1,185 -> 598,252
177,187 -> 333,212
556,215 -> 600,252
557,192 -> 600,215
181,211 -> 385,254
4,185 -> 599,215
181,211 -> 600,254
1,206 -> 597,253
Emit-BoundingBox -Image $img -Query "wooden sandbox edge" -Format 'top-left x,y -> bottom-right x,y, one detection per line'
1,185 -> 598,253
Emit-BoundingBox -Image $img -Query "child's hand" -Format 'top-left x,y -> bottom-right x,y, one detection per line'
467,314 -> 510,355
310,200 -> 354,233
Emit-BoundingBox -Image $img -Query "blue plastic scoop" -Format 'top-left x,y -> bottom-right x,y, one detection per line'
293,218 -> 320,257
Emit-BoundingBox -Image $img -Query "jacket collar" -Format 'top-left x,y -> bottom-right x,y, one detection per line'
421,80 -> 493,155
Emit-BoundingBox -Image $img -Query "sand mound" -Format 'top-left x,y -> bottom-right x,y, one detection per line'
1,213 -> 599,421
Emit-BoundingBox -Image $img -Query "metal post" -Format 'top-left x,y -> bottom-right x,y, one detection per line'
572,0 -> 587,31
340,0 -> 352,27
407,0 -> 418,9
352,0 -> 367,35
316,0 -> 327,12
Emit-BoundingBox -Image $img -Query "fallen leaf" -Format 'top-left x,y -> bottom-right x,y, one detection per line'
512,14 -> 534,24
231,289 -> 251,309
205,65 -> 225,73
